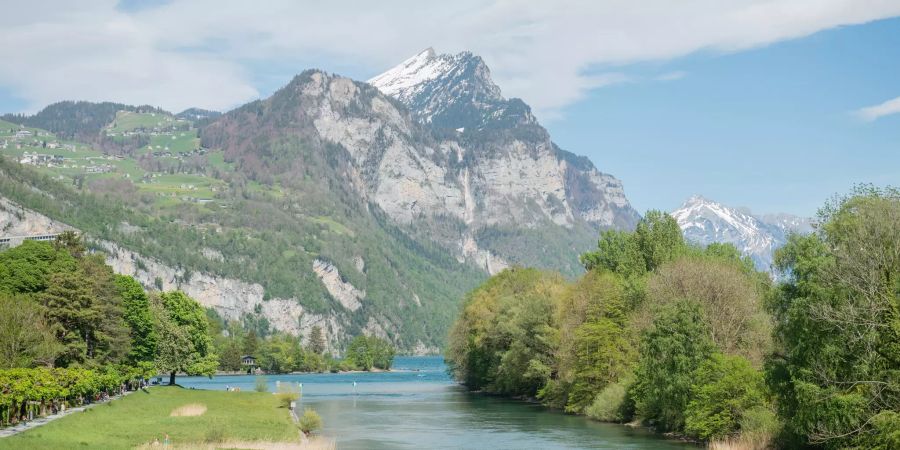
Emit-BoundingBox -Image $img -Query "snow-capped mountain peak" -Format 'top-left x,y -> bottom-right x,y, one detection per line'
369,47 -> 500,101
368,48 -> 524,129
368,48 -> 441,98
672,195 -> 812,273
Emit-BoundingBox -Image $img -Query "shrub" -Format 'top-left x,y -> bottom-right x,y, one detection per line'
684,354 -> 768,441
275,382 -> 300,408
536,379 -> 567,409
254,376 -> 268,393
298,408 -> 323,436
738,406 -> 779,447
204,420 -> 226,443
585,377 -> 631,422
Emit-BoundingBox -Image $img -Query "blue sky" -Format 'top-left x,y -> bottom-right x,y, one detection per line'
546,18 -> 900,216
1,1 -> 898,217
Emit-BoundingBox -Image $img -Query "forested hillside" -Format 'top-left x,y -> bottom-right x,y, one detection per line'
0,152 -> 483,351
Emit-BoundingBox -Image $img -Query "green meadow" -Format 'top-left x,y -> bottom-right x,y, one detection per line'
0,387 -> 298,449
106,111 -> 177,133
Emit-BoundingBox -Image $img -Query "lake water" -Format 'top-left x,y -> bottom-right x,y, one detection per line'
177,356 -> 695,449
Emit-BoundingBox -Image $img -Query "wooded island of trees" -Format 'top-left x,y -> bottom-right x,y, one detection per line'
447,186 -> 899,449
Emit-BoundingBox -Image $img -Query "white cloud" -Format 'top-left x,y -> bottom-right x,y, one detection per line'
1,1 -> 899,116
855,95 -> 900,121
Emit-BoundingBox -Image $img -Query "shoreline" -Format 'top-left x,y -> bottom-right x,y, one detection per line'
208,367 -> 394,377
462,387 -> 701,447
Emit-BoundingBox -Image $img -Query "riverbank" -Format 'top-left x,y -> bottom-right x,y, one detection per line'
177,356 -> 695,449
0,386 -> 307,449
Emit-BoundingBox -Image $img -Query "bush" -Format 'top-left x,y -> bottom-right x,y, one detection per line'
254,376 -> 268,393
739,406 -> 779,446
684,354 -> 768,441
275,382 -> 300,408
585,378 -> 631,422
298,408 -> 322,436
204,420 -> 226,443
536,379 -> 567,409
0,367 -> 128,426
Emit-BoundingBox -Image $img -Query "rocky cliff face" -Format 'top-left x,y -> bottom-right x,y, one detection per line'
0,197 -> 73,237
204,51 -> 638,274
672,195 -> 813,273
0,195 -> 353,353
368,48 -> 640,232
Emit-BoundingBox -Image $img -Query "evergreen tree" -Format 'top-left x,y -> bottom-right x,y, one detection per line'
242,329 -> 259,356
309,325 -> 325,354
38,271 -> 98,367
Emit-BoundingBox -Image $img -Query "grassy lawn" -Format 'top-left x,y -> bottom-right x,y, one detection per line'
138,173 -> 222,200
0,119 -> 45,137
146,132 -> 199,153
107,111 -> 176,133
0,386 -> 298,449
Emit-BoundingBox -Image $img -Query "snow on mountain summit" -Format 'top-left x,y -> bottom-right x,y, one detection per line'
368,48 -> 529,130
672,195 -> 812,273
368,48 -> 444,99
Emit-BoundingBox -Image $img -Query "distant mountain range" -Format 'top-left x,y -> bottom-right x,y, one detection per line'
671,195 -> 813,272
0,48 -> 639,351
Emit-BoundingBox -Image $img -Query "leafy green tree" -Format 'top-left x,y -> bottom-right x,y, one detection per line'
153,307 -> 195,385
153,291 -> 218,385
114,275 -> 157,363
633,299 -> 716,431
580,230 -> 645,278
447,268 -> 564,397
345,336 -> 374,370
684,354 -> 769,441
259,334 -> 299,373
767,187 -> 900,448
563,271 -> 635,413
634,210 -> 685,272
0,293 -> 60,368
646,254 -> 771,366
0,240 -> 75,294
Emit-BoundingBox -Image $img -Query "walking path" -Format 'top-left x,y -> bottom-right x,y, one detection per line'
0,391 -> 132,438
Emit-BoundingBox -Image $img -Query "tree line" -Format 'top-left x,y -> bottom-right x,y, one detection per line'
447,186 -> 899,449
209,317 -> 395,374
0,233 -> 217,425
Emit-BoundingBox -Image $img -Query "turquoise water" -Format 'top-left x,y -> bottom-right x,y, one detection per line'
177,356 -> 695,449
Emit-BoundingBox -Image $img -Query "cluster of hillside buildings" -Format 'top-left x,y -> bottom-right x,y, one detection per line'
16,151 -> 115,174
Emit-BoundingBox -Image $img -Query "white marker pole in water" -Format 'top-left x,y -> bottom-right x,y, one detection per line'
353,381 -> 357,395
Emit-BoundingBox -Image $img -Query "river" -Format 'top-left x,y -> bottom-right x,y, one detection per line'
177,356 -> 695,449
